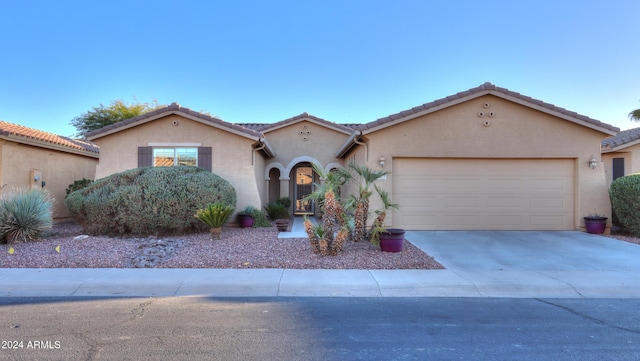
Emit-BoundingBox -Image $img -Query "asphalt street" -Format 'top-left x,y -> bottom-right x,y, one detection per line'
1,297 -> 639,361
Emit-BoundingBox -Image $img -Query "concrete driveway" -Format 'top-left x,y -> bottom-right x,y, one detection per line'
406,231 -> 640,271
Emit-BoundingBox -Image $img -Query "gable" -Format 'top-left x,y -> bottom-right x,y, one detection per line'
358,82 -> 618,136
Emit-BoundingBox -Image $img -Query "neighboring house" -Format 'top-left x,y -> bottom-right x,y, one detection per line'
0,121 -> 99,218
86,82 -> 619,232
601,127 -> 640,187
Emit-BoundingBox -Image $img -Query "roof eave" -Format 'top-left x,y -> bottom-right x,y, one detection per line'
0,134 -> 100,158
86,110 -> 264,142
361,87 -> 619,136
335,130 -> 362,158
602,138 -> 640,153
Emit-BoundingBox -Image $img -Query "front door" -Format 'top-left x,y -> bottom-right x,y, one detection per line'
295,166 -> 314,215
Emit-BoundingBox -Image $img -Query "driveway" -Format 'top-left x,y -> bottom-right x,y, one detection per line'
406,231 -> 640,271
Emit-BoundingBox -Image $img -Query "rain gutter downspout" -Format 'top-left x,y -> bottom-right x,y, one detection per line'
252,139 -> 267,166
353,137 -> 368,162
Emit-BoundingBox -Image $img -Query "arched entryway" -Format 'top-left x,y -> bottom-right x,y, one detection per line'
292,163 -> 317,215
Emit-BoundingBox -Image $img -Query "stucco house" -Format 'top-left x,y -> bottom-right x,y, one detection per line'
86,82 -> 619,232
0,121 -> 99,218
601,127 -> 640,186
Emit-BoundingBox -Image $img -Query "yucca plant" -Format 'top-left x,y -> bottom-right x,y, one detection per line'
194,203 -> 234,240
0,188 -> 54,243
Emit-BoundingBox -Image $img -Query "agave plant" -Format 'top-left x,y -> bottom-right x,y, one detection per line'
194,203 -> 234,240
0,188 -> 54,243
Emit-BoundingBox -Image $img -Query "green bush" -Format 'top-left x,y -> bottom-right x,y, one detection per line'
65,178 -> 94,195
610,174 -> 640,236
64,166 -> 236,236
240,205 -> 271,227
0,188 -> 53,243
264,202 -> 290,220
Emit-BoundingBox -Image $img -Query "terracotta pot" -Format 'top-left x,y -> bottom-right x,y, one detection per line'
238,214 -> 254,228
275,219 -> 289,232
379,228 -> 405,252
584,217 -> 607,234
210,227 -> 222,240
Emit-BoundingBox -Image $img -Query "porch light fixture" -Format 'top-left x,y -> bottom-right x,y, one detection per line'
379,155 -> 386,168
588,155 -> 598,170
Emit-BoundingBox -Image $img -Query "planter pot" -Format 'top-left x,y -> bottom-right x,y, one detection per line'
210,227 -> 222,240
275,219 -> 290,232
584,217 -> 607,234
379,228 -> 405,252
238,214 -> 254,228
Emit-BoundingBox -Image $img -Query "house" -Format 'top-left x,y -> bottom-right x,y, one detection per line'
601,127 -> 640,186
86,82 -> 619,232
0,121 -> 99,218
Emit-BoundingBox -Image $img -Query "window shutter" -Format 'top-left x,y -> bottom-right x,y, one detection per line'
198,147 -> 212,171
138,147 -> 152,167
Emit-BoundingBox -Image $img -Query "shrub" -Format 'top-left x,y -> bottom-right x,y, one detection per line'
610,174 -> 640,236
64,166 -> 236,236
65,178 -> 94,195
264,202 -> 290,220
195,203 -> 234,228
0,188 -> 53,243
240,205 -> 271,227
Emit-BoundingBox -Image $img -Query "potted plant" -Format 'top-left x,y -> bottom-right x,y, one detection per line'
369,185 -> 402,252
584,213 -> 608,234
237,206 -> 256,228
195,203 -> 235,240
378,228 -> 406,252
264,202 -> 291,232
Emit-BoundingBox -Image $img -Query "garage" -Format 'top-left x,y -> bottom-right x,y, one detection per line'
392,158 -> 575,230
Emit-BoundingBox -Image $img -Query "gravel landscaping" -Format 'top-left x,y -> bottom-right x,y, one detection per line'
0,220 -> 444,269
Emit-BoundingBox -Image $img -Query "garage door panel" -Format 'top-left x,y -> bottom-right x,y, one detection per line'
393,158 -> 575,230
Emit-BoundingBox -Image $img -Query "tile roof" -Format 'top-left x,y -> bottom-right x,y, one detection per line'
0,120 -> 99,154
85,102 -> 266,140
254,112 -> 355,134
357,82 -> 619,134
602,127 -> 640,149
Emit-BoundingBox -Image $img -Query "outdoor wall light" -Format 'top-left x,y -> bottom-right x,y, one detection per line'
379,155 -> 386,168
588,155 -> 598,170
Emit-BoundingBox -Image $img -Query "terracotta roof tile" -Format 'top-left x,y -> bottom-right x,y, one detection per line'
86,102 -> 264,140
0,121 -> 99,154
257,113 -> 354,134
602,127 -> 640,149
359,82 -> 619,134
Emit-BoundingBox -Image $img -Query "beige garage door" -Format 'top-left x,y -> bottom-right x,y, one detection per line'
393,158 -> 575,230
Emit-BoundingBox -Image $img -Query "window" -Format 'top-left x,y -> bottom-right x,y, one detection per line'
153,148 -> 198,167
612,158 -> 625,181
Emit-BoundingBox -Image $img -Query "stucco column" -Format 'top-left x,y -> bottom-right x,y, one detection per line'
280,178 -> 290,199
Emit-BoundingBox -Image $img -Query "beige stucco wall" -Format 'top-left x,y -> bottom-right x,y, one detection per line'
0,139 -> 98,218
360,95 -> 612,230
263,120 -> 351,204
92,114 -> 265,215
603,144 -> 640,186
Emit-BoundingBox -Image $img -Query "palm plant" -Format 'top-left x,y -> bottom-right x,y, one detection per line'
630,108 -> 640,122
303,164 -> 350,255
369,184 -> 399,246
194,203 -> 234,240
346,162 -> 390,242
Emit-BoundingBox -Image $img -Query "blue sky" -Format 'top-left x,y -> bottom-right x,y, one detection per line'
1,0 -> 639,137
